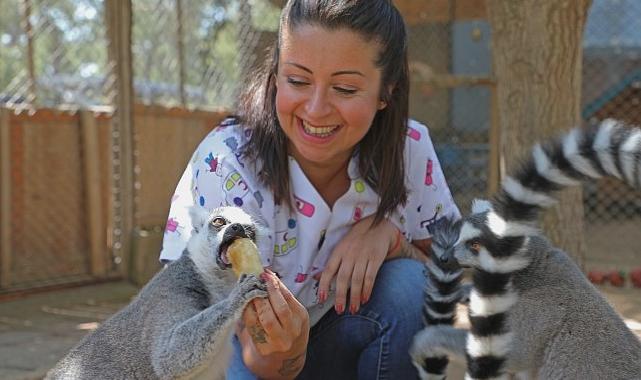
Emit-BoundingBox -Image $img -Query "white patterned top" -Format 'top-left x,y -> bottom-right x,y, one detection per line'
160,118 -> 460,325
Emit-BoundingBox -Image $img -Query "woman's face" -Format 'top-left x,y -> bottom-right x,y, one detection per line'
275,24 -> 386,169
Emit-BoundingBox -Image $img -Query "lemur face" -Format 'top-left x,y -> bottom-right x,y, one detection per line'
189,206 -> 260,271
430,218 -> 463,271
452,212 -> 530,274
451,217 -> 484,269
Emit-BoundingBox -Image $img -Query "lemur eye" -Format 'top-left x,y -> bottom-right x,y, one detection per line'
211,217 -> 226,228
468,240 -> 482,254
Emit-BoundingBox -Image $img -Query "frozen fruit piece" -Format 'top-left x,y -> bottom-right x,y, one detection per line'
228,238 -> 264,277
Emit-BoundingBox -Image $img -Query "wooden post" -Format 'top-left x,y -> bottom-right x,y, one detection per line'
0,108 -> 12,288
487,84 -> 500,196
487,0 -> 592,267
21,0 -> 37,104
176,0 -> 186,106
80,110 -> 107,277
105,0 -> 135,278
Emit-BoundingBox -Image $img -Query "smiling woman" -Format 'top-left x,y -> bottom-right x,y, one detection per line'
160,1 -> 460,379
275,25 -> 384,176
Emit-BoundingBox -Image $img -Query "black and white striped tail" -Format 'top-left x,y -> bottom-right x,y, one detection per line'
465,119 -> 641,379
495,118 -> 641,224
414,219 -> 466,380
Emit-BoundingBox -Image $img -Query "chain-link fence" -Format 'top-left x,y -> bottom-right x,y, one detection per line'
131,0 -> 279,108
581,0 -> 641,271
0,0 -> 279,109
0,0 -> 110,106
1,0 -> 640,291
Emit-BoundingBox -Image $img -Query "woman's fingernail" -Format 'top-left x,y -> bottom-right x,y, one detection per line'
350,304 -> 358,315
335,303 -> 344,314
361,294 -> 369,304
318,291 -> 326,303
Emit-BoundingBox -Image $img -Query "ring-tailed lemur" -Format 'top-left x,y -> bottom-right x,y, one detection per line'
411,119 -> 641,379
414,218 -> 470,379
46,206 -> 268,380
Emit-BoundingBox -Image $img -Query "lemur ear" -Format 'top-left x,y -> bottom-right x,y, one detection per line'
471,198 -> 493,214
189,205 -> 211,234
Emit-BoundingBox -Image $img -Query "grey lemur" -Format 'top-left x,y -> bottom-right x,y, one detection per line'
411,119 -> 641,379
46,206 -> 268,380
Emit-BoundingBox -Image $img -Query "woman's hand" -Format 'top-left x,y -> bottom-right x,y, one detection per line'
237,270 -> 309,379
317,215 -> 399,315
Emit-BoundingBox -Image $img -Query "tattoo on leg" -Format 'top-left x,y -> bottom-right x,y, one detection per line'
278,352 -> 305,377
249,325 -> 267,344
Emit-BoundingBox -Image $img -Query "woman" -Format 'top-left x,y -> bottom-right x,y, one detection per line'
160,0 -> 460,378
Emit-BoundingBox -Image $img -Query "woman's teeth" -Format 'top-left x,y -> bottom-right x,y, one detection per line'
302,120 -> 339,137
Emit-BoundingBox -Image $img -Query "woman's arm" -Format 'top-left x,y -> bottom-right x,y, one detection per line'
237,271 -> 310,379
387,234 -> 431,263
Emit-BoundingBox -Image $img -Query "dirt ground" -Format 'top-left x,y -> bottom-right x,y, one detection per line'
0,279 -> 640,380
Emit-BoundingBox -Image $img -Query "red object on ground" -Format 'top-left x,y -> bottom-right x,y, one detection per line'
608,270 -> 626,287
629,268 -> 641,288
587,270 -> 607,285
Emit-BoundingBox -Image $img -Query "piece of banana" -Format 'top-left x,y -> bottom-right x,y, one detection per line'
227,238 -> 264,277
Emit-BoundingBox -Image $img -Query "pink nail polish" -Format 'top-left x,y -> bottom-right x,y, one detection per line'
335,303 -> 344,314
350,304 -> 358,315
318,290 -> 326,303
362,294 -> 369,304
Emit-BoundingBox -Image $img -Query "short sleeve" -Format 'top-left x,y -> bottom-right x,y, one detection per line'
159,125 -> 273,264
405,120 -> 460,241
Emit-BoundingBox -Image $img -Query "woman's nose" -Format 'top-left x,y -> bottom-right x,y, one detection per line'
305,88 -> 331,118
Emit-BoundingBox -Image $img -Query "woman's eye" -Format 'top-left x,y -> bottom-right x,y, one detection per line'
286,77 -> 308,86
334,86 -> 357,95
211,217 -> 226,227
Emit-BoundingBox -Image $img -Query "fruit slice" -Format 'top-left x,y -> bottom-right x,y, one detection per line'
227,238 -> 264,277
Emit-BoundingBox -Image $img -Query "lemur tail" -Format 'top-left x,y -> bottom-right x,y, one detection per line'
466,119 -> 641,380
413,229 -> 466,380
419,263 -> 464,378
495,118 -> 641,223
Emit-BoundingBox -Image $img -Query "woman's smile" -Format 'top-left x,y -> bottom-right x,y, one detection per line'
298,117 -> 341,140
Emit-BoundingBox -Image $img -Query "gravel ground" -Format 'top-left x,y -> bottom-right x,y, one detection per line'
0,279 -> 639,380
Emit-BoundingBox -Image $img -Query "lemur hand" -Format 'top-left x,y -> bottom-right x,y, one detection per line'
318,215 -> 398,315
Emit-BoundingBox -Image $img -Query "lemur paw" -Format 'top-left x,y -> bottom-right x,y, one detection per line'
231,273 -> 268,309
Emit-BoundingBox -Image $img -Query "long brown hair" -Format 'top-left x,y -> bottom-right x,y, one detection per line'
239,0 -> 409,224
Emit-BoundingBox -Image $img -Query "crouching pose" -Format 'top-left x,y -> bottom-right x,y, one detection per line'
46,206 -> 268,380
411,120 -> 641,379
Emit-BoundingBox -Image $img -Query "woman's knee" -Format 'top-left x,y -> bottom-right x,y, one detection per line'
370,259 -> 425,308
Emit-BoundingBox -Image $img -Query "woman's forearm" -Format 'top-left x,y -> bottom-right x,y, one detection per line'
244,349 -> 306,379
239,327 -> 308,379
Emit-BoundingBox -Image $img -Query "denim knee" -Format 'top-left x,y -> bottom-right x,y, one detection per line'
300,258 -> 426,380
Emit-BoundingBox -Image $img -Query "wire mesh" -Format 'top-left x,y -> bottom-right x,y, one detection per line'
407,15 -> 492,214
581,0 -> 641,273
0,0 -> 109,107
1,0 -> 640,291
131,0 -> 279,109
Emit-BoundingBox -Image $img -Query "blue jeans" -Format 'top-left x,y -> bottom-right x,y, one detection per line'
227,258 -> 425,380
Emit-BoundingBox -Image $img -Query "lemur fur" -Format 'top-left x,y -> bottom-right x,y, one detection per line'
410,119 -> 641,379
46,206 -> 268,380
414,218 -> 471,379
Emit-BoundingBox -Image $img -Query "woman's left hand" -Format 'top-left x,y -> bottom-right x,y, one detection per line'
317,215 -> 399,315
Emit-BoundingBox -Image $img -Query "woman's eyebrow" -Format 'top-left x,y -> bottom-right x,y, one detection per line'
284,61 -> 312,73
283,61 -> 365,77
